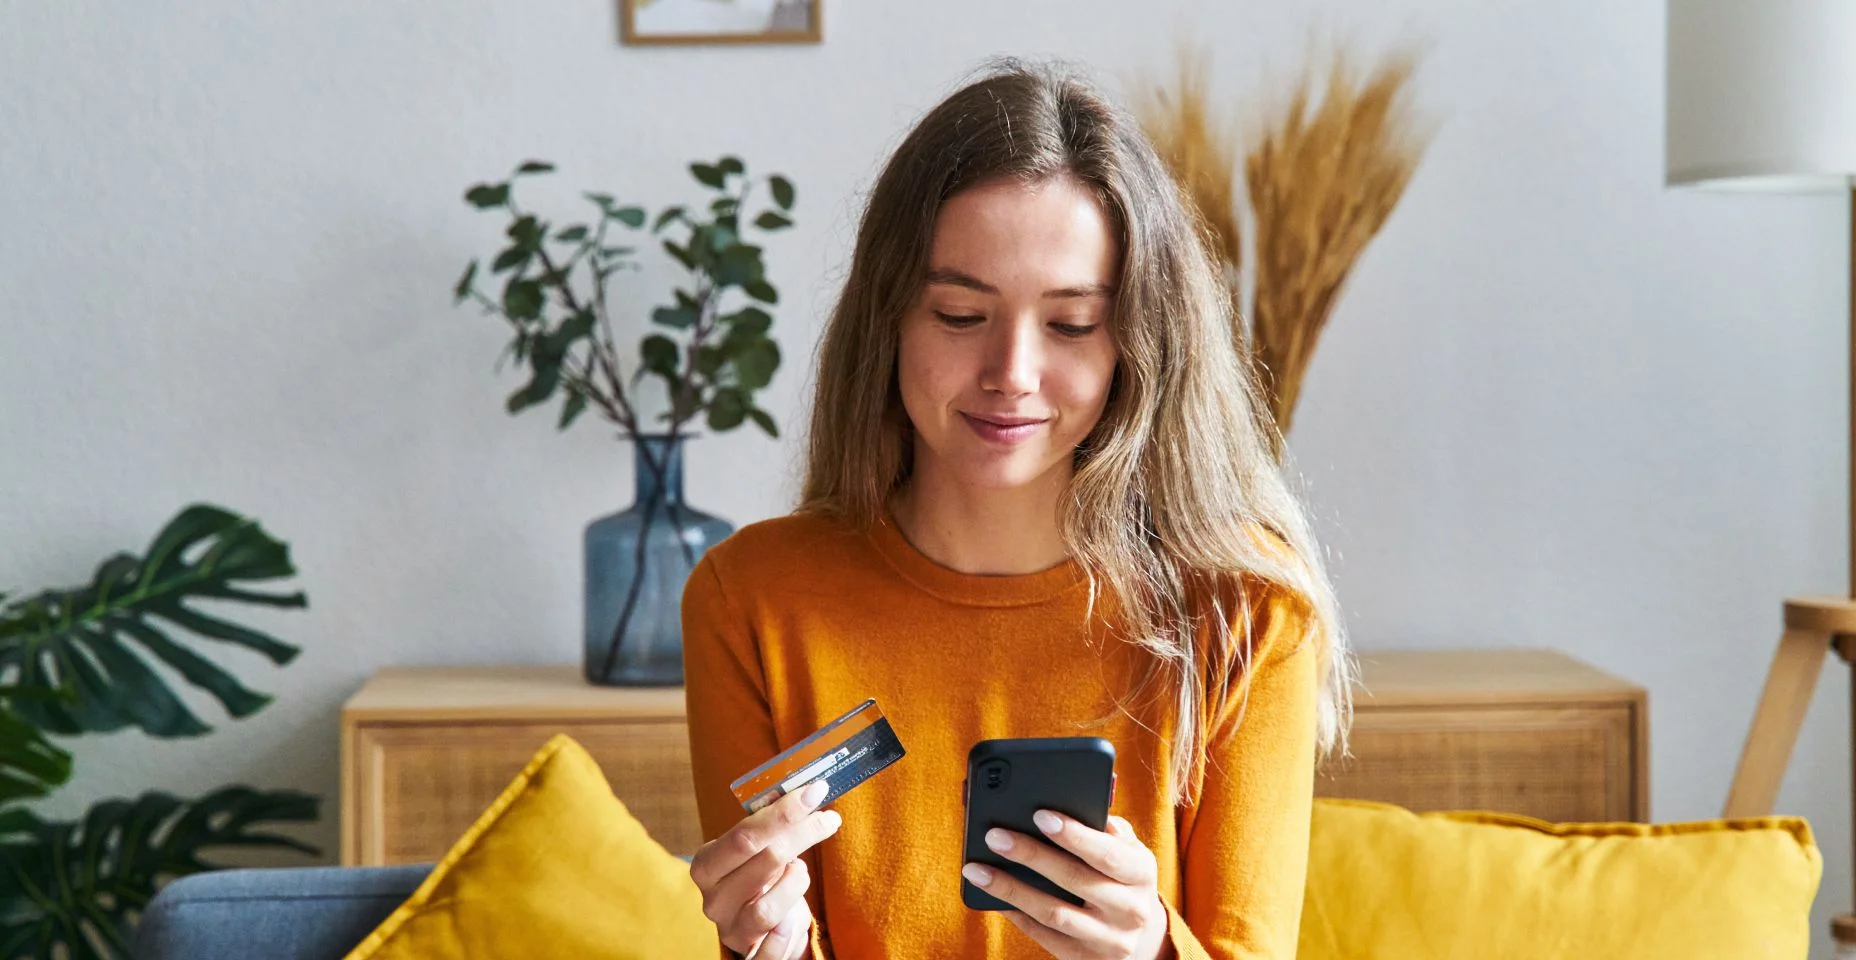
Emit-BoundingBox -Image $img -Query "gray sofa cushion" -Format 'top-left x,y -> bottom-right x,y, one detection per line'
133,864 -> 432,960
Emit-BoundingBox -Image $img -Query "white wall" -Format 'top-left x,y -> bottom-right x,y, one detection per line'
2,0 -> 1847,954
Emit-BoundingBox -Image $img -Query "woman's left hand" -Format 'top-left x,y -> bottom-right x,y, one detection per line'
961,811 -> 1172,960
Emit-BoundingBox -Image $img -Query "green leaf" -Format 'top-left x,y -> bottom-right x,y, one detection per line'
744,280 -> 779,304
503,279 -> 544,320
558,310 -> 596,343
599,246 -> 636,259
662,240 -> 696,272
516,160 -> 555,174
717,156 -> 745,175
67,627 -> 212,736
453,261 -> 478,303
755,211 -> 793,230
554,225 -> 589,243
143,605 -> 296,667
694,344 -> 727,378
491,246 -> 530,274
707,388 -> 748,431
614,207 -> 646,228
558,386 -> 589,430
769,175 -> 795,210
714,245 -> 762,288
113,620 -> 270,720
465,183 -> 509,208
652,304 -> 698,330
690,163 -> 726,189
506,215 -> 543,251
720,306 -> 773,337
653,206 -> 686,233
641,334 -> 680,377
733,339 -> 781,390
584,192 -> 615,209
748,408 -> 780,438
681,227 -> 719,271
0,704 -> 71,804
668,384 -> 705,424
0,504 -> 306,738
506,362 -> 561,413
0,787 -> 319,958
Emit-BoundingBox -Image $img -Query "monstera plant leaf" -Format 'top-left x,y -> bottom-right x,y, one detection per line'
0,699 -> 70,804
0,787 -> 320,959
0,504 -> 305,737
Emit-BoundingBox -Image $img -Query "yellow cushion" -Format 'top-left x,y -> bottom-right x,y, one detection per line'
1299,798 -> 1822,960
342,734 -> 718,960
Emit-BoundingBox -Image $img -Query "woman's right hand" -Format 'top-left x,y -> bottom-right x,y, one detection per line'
691,779 -> 842,959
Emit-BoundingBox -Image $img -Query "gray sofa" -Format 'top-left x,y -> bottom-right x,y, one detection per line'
133,864 -> 433,960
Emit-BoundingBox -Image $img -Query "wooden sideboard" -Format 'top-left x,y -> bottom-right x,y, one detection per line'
340,669 -> 698,866
339,648 -> 1647,866
1318,648 -> 1647,822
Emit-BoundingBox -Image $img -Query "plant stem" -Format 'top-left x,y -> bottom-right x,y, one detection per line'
518,201 -> 640,434
597,440 -> 702,684
596,480 -> 659,684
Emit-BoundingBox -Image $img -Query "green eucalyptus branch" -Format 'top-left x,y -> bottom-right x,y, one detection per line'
453,156 -> 794,443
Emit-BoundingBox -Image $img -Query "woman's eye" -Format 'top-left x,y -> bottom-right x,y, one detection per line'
1051,322 -> 1099,338
933,311 -> 985,328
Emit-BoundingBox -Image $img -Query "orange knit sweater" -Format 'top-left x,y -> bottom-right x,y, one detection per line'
682,513 -> 1318,959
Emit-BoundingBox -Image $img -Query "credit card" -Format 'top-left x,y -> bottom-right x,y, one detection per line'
730,698 -> 905,813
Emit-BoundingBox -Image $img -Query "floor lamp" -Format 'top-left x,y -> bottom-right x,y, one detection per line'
1666,0 -> 1856,952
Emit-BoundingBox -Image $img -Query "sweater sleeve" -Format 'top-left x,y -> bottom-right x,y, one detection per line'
682,552 -> 833,960
1165,586 -> 1320,960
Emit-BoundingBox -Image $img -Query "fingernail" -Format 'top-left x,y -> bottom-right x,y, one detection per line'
985,828 -> 1012,853
822,810 -> 843,833
801,780 -> 829,808
1034,810 -> 1062,835
962,863 -> 994,887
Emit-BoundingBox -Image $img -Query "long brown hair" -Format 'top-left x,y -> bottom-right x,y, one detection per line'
799,58 -> 1353,800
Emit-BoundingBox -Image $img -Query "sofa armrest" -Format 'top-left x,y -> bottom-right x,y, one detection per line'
133,864 -> 432,960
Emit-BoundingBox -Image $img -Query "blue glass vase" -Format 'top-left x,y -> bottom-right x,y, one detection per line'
584,435 -> 733,686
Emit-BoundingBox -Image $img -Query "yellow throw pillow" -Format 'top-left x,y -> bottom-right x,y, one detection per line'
1299,798 -> 1822,960
343,734 -> 718,960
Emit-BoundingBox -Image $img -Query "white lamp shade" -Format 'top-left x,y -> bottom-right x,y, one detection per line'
1667,0 -> 1856,191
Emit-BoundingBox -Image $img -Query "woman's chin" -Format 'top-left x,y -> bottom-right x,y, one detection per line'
940,453 -> 1068,492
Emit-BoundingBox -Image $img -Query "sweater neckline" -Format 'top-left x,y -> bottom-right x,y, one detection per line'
866,512 -> 1088,607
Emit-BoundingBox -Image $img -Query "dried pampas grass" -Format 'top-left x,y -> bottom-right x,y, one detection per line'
1139,49 -> 1244,278
1138,39 -> 1433,456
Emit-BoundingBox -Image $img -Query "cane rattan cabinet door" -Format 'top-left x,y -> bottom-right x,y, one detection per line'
341,667 -> 702,866
1315,649 -> 1648,822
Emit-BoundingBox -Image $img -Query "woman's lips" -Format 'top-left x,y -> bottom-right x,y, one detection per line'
961,413 -> 1046,445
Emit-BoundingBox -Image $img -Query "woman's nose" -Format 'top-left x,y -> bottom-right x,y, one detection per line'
979,319 -> 1040,397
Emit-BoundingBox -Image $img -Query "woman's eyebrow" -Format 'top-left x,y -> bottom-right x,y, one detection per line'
924,267 -> 1116,300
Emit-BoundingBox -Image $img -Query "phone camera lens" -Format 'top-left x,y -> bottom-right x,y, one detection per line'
980,759 -> 1010,790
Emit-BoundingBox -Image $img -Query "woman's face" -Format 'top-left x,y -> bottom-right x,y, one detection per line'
897,176 -> 1121,495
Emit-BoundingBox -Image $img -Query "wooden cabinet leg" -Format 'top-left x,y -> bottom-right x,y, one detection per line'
1843,657 -> 1856,948
1722,629 -> 1833,818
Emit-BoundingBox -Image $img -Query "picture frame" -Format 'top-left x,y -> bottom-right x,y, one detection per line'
619,0 -> 822,47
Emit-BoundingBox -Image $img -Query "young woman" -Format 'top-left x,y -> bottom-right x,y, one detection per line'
683,59 -> 1352,960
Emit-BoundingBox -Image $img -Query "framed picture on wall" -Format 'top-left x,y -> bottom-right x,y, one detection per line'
620,0 -> 821,46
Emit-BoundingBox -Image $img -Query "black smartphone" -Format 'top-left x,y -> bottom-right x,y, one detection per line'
961,736 -> 1117,911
